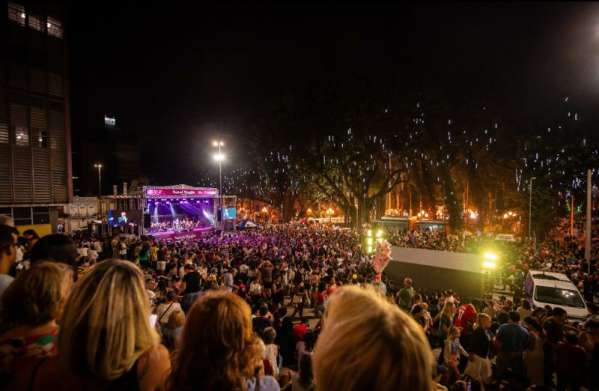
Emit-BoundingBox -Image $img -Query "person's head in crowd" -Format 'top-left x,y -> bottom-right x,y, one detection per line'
521,300 -> 531,310
30,234 -> 78,270
497,311 -> 510,325
313,285 -> 432,391
0,224 -> 18,274
259,326 -> 274,345
1,262 -> 73,332
0,215 -> 14,227
508,311 -> 520,324
22,229 -> 40,249
448,326 -> 460,340
551,307 -> 567,324
168,290 -> 262,391
523,316 -> 543,334
403,277 -> 413,288
58,259 -> 160,380
476,313 -> 492,330
440,298 -> 456,318
258,304 -> 269,317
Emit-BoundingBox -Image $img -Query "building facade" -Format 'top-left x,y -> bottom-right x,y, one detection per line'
0,1 -> 72,234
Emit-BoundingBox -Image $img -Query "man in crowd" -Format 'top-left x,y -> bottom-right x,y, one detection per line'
397,277 -> 415,311
496,311 -> 529,380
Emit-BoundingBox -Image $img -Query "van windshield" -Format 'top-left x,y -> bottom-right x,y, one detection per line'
534,286 -> 586,308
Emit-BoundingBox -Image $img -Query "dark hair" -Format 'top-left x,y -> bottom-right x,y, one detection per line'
263,327 -> 276,344
30,234 -> 77,269
522,300 -> 531,310
258,305 -> 268,317
552,307 -> 567,318
298,353 -> 314,388
508,311 -> 520,323
497,312 -> 510,324
523,316 -> 542,333
22,229 -> 39,239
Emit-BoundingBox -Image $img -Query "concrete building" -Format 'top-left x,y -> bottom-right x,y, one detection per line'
0,1 -> 72,235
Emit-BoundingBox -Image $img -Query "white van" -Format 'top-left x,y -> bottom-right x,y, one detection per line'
524,271 -> 589,320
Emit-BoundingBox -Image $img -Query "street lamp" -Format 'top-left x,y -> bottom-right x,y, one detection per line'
212,140 -> 226,228
93,163 -> 103,196
528,177 -> 536,239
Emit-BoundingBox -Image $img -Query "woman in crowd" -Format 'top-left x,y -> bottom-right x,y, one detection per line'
167,290 -> 279,391
155,290 -> 183,328
464,313 -> 493,386
24,259 -> 170,391
0,262 -> 73,382
313,285 -> 433,391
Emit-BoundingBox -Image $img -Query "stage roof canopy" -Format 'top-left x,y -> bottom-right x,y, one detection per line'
143,184 -> 218,199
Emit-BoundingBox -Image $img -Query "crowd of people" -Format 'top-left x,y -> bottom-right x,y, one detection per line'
0,214 -> 598,390
388,229 -> 599,304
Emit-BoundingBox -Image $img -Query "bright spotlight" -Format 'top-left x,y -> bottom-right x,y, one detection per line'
483,251 -> 498,261
213,152 -> 225,162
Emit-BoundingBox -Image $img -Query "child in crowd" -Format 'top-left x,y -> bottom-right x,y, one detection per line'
444,326 -> 468,382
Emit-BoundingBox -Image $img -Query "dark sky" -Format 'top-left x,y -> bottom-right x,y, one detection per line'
66,2 -> 599,185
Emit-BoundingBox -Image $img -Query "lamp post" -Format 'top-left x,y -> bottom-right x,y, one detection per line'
528,177 -> 536,239
212,140 -> 225,228
93,163 -> 103,196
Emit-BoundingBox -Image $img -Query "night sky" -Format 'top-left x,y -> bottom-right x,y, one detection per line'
66,3 -> 599,187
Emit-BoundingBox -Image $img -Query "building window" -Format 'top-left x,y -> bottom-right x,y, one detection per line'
0,123 -> 8,144
33,207 -> 50,224
47,17 -> 63,38
34,129 -> 48,148
28,14 -> 43,31
15,126 -> 29,146
7,2 -> 26,27
13,207 -> 32,226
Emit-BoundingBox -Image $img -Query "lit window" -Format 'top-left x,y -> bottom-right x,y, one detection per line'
7,2 -> 25,26
15,126 -> 29,146
28,14 -> 42,31
34,129 -> 48,148
47,16 -> 63,38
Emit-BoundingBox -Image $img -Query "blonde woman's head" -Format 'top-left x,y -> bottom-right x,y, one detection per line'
1,261 -> 73,330
58,259 -> 158,380
313,285 -> 433,391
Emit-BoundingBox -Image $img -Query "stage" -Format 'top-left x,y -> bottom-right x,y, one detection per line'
142,185 -> 219,239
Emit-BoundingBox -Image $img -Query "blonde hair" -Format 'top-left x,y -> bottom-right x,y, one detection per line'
313,285 -> 433,391
1,261 -> 73,330
58,259 -> 158,380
